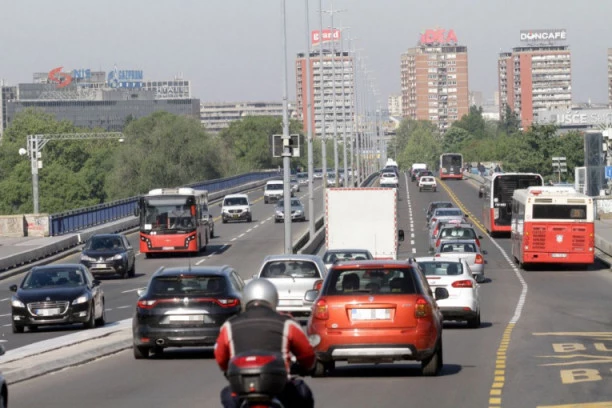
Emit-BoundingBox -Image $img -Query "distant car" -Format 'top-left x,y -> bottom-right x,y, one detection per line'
220,193 -> 252,223
414,257 -> 481,328
419,176 -> 437,192
297,172 -> 309,185
428,207 -> 467,230
0,345 -> 7,408
274,198 -> 306,222
322,249 -> 373,270
431,223 -> 483,253
132,265 -> 244,359
252,255 -> 327,318
314,169 -> 323,179
435,239 -> 487,283
290,177 -> 300,193
416,170 -> 434,183
306,260 -> 448,377
80,233 -> 136,279
326,172 -> 337,187
264,180 -> 285,204
10,264 -> 106,333
380,172 -> 399,187
425,201 -> 455,223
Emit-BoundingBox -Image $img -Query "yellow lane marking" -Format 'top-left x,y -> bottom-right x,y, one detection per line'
533,332 -> 612,338
437,177 -> 488,236
537,403 -> 612,408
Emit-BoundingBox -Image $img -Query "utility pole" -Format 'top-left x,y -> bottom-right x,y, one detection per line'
304,0 -> 315,238
281,0 -> 292,254
318,0 -> 327,189
339,23 -> 350,186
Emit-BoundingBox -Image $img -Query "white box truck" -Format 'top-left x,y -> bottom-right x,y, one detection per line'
325,187 -> 404,260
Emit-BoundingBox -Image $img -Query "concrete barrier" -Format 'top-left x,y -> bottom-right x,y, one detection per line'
0,215 -> 25,237
24,214 -> 50,237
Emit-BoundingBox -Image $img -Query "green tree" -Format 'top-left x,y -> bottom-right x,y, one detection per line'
453,106 -> 487,139
499,105 -> 521,135
397,121 -> 442,170
442,127 -> 471,152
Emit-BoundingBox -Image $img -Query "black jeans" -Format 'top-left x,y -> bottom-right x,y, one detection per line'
221,378 -> 314,408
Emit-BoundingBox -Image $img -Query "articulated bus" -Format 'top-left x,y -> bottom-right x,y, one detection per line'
480,172 -> 543,235
439,153 -> 463,180
511,186 -> 594,265
136,187 -> 212,257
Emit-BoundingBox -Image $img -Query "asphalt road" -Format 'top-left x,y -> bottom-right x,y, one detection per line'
7,173 -> 612,408
0,182 -> 326,350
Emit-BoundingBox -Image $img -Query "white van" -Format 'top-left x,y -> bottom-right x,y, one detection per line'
264,180 -> 285,204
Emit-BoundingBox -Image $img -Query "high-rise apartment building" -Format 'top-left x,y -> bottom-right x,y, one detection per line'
387,94 -> 402,117
400,29 -> 469,133
295,49 -> 355,139
608,49 -> 612,107
498,29 -> 571,128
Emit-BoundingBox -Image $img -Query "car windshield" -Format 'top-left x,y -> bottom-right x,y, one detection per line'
260,261 -> 321,278
323,251 -> 372,263
440,228 -> 476,239
418,261 -> 464,276
150,276 -> 228,295
267,184 -> 283,191
325,269 -> 417,295
86,236 -> 124,250
22,268 -> 86,289
224,197 -> 248,206
277,199 -> 302,207
440,243 -> 477,253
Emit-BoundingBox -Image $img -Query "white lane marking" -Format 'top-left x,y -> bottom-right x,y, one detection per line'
0,298 -> 9,302
239,233 -> 245,238
116,305 -> 131,309
411,233 -> 415,239
2,324 -> 10,327
0,313 -> 11,317
196,258 -> 207,265
246,229 -> 253,232
491,238 -> 528,323
412,248 -> 416,254
253,224 -> 259,229
231,237 -> 237,241
0,340 -> 7,343
260,221 -> 266,225
121,288 -> 142,293
410,240 -> 415,245
105,308 -> 113,311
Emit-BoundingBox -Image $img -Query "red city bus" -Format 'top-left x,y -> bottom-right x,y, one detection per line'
480,172 -> 543,236
511,186 -> 594,265
136,188 -> 212,257
439,153 -> 463,180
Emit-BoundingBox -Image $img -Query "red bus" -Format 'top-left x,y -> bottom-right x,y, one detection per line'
439,153 -> 463,180
480,172 -> 543,235
136,187 -> 212,257
511,186 -> 594,265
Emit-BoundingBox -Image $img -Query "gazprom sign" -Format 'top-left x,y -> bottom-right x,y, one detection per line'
107,69 -> 143,88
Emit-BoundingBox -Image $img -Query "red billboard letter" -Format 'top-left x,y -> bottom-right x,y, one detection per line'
446,29 -> 457,43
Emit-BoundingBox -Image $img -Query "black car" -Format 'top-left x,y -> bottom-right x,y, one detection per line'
0,345 -> 7,408
10,264 -> 105,333
80,233 -> 136,279
132,265 -> 244,359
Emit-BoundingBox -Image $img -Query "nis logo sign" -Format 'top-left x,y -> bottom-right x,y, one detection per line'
47,67 -> 92,89
420,29 -> 458,45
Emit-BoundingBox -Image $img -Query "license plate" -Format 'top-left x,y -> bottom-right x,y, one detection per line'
162,246 -> 174,250
36,308 -> 61,316
168,315 -> 205,322
552,253 -> 567,258
232,214 -> 240,218
94,263 -> 107,269
351,308 -> 391,321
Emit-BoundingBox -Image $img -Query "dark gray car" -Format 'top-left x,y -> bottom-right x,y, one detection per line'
80,234 -> 136,279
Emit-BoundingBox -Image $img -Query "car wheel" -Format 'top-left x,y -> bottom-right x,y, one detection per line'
84,304 -> 96,329
421,339 -> 443,376
96,299 -> 106,327
153,346 -> 164,355
312,360 -> 328,378
467,311 -> 481,328
264,198 -> 268,204
133,345 -> 150,359
12,322 -> 24,334
247,215 -> 252,223
0,390 -> 6,408
122,268 -> 129,279
128,261 -> 136,278
419,187 -> 422,192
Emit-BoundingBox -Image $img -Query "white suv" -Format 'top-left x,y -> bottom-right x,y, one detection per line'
264,180 -> 285,204
380,171 -> 399,188
419,176 -> 437,192
220,194 -> 252,223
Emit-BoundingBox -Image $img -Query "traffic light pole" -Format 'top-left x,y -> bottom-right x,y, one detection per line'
281,0 -> 292,254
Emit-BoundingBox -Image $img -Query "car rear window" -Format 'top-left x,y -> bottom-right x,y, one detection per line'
150,276 -> 228,295
418,261 -> 463,276
323,251 -> 372,263
440,243 -> 477,253
440,228 -> 476,239
421,177 -> 435,182
435,209 -> 462,216
260,261 -> 321,279
324,269 -> 417,295
382,173 -> 396,178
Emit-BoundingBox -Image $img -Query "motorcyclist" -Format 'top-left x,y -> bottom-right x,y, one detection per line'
215,278 -> 316,408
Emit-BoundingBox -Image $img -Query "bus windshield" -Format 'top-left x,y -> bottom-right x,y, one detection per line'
142,197 -> 196,232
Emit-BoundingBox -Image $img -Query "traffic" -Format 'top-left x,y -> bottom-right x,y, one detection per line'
1,164 -> 612,408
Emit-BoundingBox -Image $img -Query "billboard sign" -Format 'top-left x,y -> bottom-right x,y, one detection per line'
520,29 -> 566,43
537,109 -> 612,127
107,67 -> 143,89
47,67 -> 72,88
71,69 -> 91,80
419,29 -> 458,45
311,29 -> 341,46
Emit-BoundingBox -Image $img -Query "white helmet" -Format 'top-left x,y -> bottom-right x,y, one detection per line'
242,279 -> 279,311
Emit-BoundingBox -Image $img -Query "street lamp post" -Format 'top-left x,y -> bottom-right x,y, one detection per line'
339,24 -> 350,185
281,0 -> 292,254
22,132 -> 124,214
318,0 -> 327,189
304,0 -> 316,238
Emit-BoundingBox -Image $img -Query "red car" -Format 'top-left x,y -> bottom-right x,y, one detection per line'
305,260 -> 448,377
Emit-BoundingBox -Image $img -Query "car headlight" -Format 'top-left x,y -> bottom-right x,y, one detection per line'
72,294 -> 91,305
276,210 -> 283,216
111,254 -> 124,261
81,254 -> 96,262
294,210 -> 303,215
11,297 -> 25,308
308,334 -> 321,347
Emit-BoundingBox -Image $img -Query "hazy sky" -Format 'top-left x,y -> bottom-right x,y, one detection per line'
2,0 -> 611,105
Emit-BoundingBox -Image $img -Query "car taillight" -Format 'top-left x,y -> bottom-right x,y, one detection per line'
415,297 -> 430,318
436,238 -> 440,247
314,299 -> 329,320
431,218 -> 437,224
231,355 -> 275,369
313,280 -> 323,291
216,298 -> 240,308
137,299 -> 158,309
452,280 -> 473,288
475,254 -> 484,264
433,227 -> 439,238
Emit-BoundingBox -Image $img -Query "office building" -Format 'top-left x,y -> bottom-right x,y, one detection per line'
608,49 -> 612,107
498,29 -> 572,128
388,94 -> 402,117
0,84 -> 17,141
200,101 -> 296,133
400,28 -> 469,133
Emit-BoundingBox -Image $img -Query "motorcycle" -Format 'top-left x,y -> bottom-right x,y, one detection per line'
227,350 -> 288,408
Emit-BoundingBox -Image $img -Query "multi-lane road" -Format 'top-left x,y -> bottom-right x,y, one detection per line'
6,174 -> 612,408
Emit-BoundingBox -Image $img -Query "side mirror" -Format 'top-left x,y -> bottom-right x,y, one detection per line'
136,288 -> 146,297
9,284 -> 18,292
92,279 -> 101,287
398,230 -> 405,242
464,214 -> 469,218
434,287 -> 449,300
304,290 -> 319,303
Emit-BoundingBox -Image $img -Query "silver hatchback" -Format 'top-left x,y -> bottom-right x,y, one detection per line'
434,239 -> 487,283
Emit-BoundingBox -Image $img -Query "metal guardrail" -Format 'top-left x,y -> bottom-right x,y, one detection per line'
49,170 -> 278,236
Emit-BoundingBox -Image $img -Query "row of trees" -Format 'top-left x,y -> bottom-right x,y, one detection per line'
0,109 -> 352,215
388,106 -> 584,182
